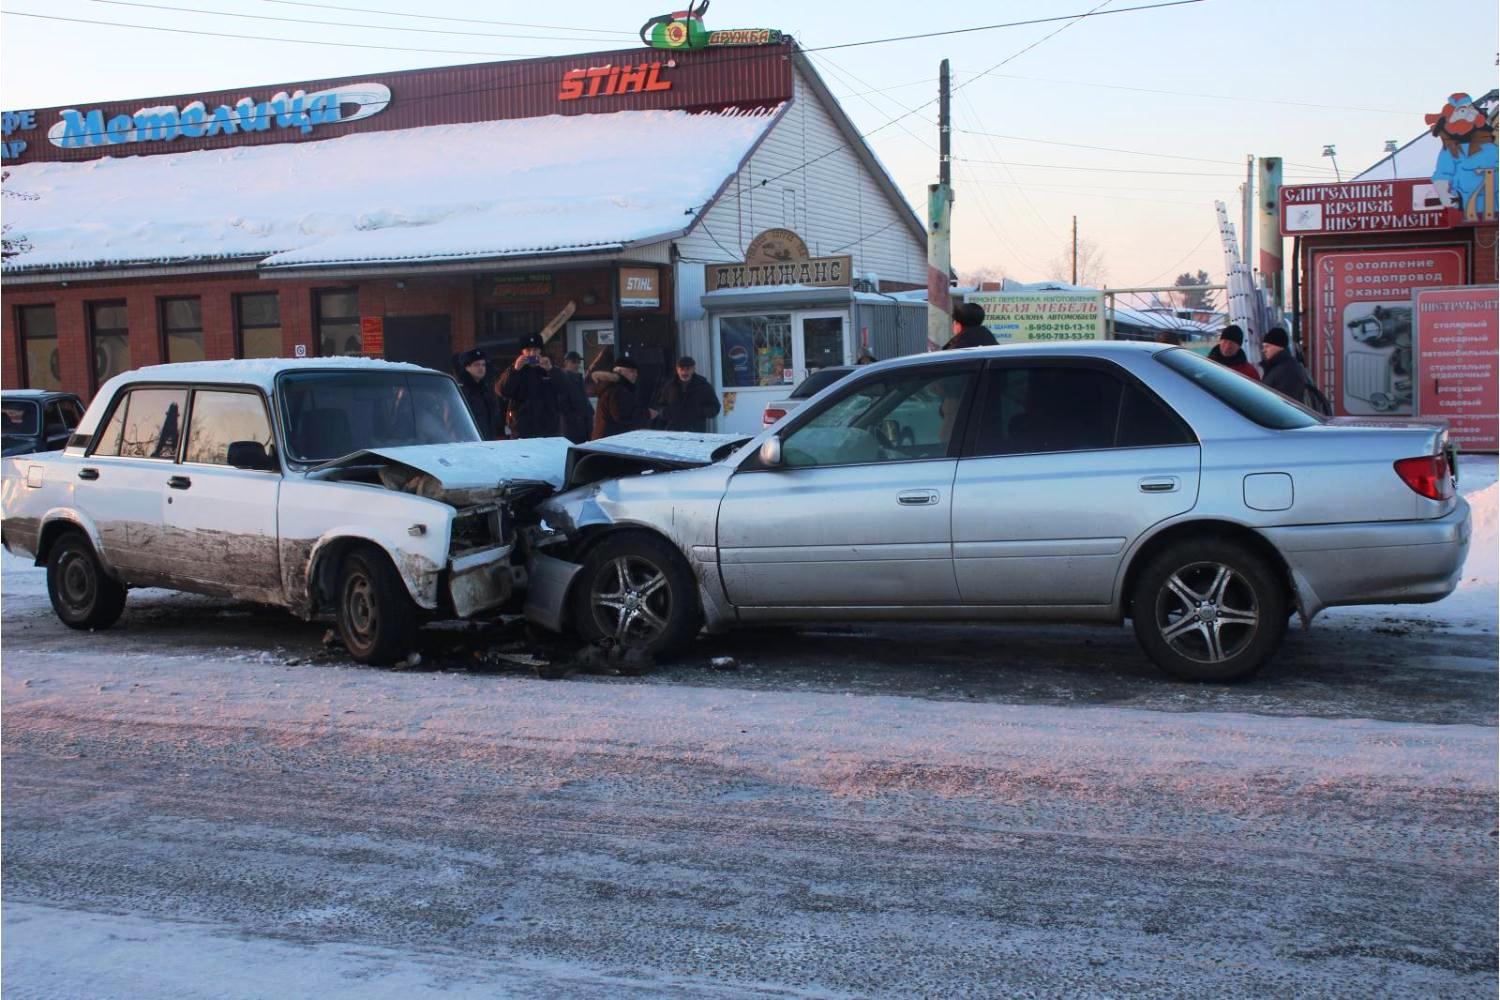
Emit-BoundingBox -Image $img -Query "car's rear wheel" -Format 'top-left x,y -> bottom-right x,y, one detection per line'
572,532 -> 699,658
335,548 -> 417,665
47,530 -> 126,630
1131,539 -> 1286,682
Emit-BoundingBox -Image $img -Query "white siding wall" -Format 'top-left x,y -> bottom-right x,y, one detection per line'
674,63 -> 925,323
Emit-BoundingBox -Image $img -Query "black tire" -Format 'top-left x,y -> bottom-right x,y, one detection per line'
1130,538 -> 1286,682
571,532 -> 700,659
46,530 -> 126,630
335,548 -> 418,665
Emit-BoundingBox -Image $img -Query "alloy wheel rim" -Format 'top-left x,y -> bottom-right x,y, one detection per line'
591,555 -> 670,646
1155,561 -> 1260,664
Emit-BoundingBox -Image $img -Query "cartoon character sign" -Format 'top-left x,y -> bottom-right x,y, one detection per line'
1426,92 -> 1498,221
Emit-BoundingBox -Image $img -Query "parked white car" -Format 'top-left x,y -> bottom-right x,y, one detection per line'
1,359 -> 568,664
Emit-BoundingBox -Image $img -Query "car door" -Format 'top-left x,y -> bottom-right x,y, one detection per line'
75,385 -> 188,581
160,387 -> 283,596
951,359 -> 1200,607
41,399 -> 78,452
717,363 -> 977,607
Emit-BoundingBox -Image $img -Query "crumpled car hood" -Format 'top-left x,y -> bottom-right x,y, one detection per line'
310,438 -> 574,504
564,431 -> 750,489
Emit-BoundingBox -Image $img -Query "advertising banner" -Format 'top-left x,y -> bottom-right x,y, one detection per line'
1308,248 -> 1467,417
1280,179 -> 1463,236
965,291 -> 1105,342
1414,285 -> 1498,451
618,266 -> 660,308
359,316 -> 384,356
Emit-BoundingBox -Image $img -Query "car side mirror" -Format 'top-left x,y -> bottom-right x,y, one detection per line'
227,440 -> 275,471
758,434 -> 783,468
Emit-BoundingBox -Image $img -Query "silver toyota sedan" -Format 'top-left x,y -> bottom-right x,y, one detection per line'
525,342 -> 1471,682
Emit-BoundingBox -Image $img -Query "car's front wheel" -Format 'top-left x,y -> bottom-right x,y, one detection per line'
46,530 -> 127,630
572,532 -> 699,658
335,548 -> 417,665
1130,539 -> 1286,682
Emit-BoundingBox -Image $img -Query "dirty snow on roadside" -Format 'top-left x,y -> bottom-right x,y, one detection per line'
1,459 -> 1495,997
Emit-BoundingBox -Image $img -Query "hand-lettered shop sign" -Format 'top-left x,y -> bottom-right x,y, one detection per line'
1280,180 -> 1462,235
1414,285 -> 1499,451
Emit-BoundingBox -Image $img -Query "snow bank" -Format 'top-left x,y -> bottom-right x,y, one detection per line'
2,107 -> 780,272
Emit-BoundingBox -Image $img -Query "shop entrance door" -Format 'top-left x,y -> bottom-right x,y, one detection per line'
383,315 -> 452,372
568,321 -> 616,372
795,312 -> 848,383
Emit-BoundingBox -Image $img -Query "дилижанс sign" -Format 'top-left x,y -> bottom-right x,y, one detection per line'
47,83 -> 391,150
705,256 -> 851,291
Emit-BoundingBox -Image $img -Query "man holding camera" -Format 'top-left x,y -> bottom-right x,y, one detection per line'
496,333 -> 561,439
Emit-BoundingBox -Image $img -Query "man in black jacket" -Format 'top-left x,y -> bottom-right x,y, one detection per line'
496,333 -> 561,439
556,350 -> 593,443
593,356 -> 651,440
943,302 -> 998,350
1259,327 -> 1313,402
452,348 -> 501,440
653,356 -> 721,433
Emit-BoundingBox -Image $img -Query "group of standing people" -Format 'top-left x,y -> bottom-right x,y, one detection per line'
452,337 -> 722,443
1202,323 -> 1318,405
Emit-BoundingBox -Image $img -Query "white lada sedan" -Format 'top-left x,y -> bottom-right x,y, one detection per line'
524,343 -> 1471,682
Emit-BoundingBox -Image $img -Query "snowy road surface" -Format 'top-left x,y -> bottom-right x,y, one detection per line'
3,460 -> 1497,997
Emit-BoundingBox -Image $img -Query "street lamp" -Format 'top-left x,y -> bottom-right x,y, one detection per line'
1322,144 -> 1342,182
1384,139 -> 1399,179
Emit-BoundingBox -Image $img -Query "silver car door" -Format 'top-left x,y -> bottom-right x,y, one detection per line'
718,364 -> 976,607
952,360 -> 1200,606
160,388 -> 283,597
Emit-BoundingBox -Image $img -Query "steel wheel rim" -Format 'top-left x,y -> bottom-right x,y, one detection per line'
59,550 -> 95,611
344,572 -> 378,647
1155,560 -> 1260,665
591,555 -> 671,647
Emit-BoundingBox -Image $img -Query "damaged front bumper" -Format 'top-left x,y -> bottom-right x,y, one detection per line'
447,542 -> 528,619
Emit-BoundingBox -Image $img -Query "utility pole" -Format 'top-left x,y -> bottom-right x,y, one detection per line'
1242,154 -> 1254,273
926,59 -> 953,352
1071,215 -> 1078,284
1256,156 -> 1284,316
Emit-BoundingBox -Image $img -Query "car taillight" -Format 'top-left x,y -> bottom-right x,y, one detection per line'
763,407 -> 787,427
1394,454 -> 1454,501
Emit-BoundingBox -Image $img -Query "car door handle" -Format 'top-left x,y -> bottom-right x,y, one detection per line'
1139,477 -> 1180,493
897,490 -> 940,506
168,475 -> 192,490
77,467 -> 99,481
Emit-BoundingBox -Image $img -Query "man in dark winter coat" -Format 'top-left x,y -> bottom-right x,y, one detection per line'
496,333 -> 561,439
593,356 -> 651,440
452,348 -> 501,440
1259,327 -> 1312,401
943,302 -> 998,350
556,350 -> 593,443
1206,325 -> 1261,381
653,356 -> 721,433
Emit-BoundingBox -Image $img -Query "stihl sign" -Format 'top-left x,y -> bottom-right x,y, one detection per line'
558,62 -> 673,101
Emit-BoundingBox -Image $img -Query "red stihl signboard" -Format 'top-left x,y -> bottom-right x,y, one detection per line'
1414,285 -> 1499,451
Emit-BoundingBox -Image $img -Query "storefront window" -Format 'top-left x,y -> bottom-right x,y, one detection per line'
161,297 -> 205,364
802,315 -> 846,372
316,290 -> 361,356
88,301 -> 131,391
720,313 -> 792,388
236,293 -> 282,359
17,305 -> 61,390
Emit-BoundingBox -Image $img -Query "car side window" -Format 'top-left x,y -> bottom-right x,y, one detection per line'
781,370 -> 974,468
185,390 -> 276,466
101,388 -> 187,460
59,400 -> 83,428
973,365 -> 1192,458
43,402 -> 70,437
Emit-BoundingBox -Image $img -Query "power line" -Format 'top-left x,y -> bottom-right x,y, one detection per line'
958,158 -> 1242,176
81,0 -> 641,43
813,0 -> 1204,52
1139,227 -> 1218,286
255,0 -> 635,35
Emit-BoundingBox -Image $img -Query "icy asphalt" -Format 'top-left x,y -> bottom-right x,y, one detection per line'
3,469 -> 1497,997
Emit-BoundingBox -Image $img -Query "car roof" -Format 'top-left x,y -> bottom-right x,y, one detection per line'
97,357 -> 438,394
2,389 -> 79,400
862,339 -> 1168,374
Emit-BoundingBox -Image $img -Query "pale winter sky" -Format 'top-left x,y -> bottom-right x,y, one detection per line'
3,0 -> 1496,288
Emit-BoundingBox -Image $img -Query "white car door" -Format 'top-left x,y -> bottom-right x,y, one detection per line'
718,364 -> 977,607
951,360 -> 1201,606
160,387 -> 282,598
75,385 -> 188,582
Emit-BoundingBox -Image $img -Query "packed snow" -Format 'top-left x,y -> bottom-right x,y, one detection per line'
2,107 -> 780,272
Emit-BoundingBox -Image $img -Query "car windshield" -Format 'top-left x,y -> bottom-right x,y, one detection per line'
790,367 -> 854,400
1156,348 -> 1322,430
1,400 -> 40,436
278,371 -> 481,463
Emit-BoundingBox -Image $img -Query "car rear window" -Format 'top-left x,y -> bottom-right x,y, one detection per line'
2,400 -> 40,436
790,367 -> 852,400
1156,348 -> 1322,430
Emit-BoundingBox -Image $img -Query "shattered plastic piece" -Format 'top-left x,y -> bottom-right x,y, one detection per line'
399,651 -> 423,669
709,656 -> 739,671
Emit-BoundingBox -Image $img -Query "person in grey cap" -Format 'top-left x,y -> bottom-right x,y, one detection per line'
653,355 -> 721,433
593,355 -> 651,440
556,350 -> 592,443
1259,327 -> 1312,401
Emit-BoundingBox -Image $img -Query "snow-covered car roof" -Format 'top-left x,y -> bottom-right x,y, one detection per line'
1,388 -> 79,399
